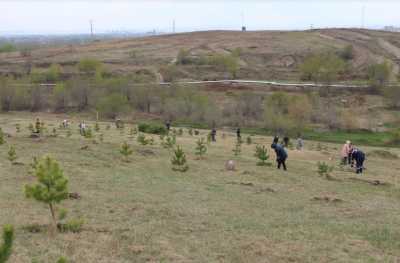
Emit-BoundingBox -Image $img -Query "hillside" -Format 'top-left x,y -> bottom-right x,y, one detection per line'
1,113 -> 400,262
1,28 -> 400,81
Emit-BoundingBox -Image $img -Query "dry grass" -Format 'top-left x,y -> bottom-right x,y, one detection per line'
1,112 -> 400,262
1,29 -> 400,80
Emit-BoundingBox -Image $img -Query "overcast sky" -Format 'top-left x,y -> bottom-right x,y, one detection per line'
0,0 -> 399,34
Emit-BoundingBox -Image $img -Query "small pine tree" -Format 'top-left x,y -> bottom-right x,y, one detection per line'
56,257 -> 68,263
317,162 -> 334,177
106,124 -> 111,130
177,128 -> 183,136
0,128 -> 5,145
188,128 -> 193,136
25,156 -> 69,231
40,122 -> 46,134
129,128 -> 135,137
7,146 -> 17,164
171,146 -> 189,172
195,138 -> 207,159
232,140 -> 241,156
246,136 -> 252,145
84,128 -> 93,139
162,135 -> 176,149
94,122 -> 100,132
120,142 -> 133,162
52,128 -> 58,137
255,145 -> 271,166
15,124 -> 21,133
207,133 -> 212,144
99,133 -> 104,142
316,143 -> 323,151
0,225 -> 14,263
66,130 -> 72,138
28,123 -> 34,133
137,134 -> 149,145
29,157 -> 39,175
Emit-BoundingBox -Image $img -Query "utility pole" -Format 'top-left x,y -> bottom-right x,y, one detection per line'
90,20 -> 94,38
173,19 -> 176,33
361,5 -> 366,29
241,11 -> 246,31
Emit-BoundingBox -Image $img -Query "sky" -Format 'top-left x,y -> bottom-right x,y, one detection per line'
0,0 -> 399,35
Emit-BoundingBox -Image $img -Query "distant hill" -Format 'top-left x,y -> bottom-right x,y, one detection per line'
1,28 -> 400,82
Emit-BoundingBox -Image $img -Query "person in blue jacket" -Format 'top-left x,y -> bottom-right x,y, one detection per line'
271,136 -> 288,171
351,148 -> 366,174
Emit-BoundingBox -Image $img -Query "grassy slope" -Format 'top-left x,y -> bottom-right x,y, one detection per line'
1,29 -> 400,81
1,112 -> 400,262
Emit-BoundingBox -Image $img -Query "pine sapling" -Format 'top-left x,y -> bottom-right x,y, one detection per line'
171,146 -> 189,172
188,128 -> 193,136
94,122 -> 100,132
56,257 -> 68,263
246,136 -> 252,145
120,142 -> 133,162
137,134 -> 153,145
0,128 -> 5,145
7,146 -> 17,164
177,128 -> 183,136
0,224 -> 14,263
84,127 -> 93,139
52,128 -> 58,137
195,138 -> 207,159
255,145 -> 271,166
317,162 -> 334,177
129,128 -> 135,137
29,157 -> 39,175
25,156 -> 69,232
207,133 -> 212,144
232,140 -> 241,156
28,123 -> 34,133
15,124 -> 21,133
162,135 -> 176,149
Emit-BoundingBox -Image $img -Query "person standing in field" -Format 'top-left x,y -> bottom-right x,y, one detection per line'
236,127 -> 241,140
283,136 -> 290,148
351,148 -> 366,174
211,128 -> 217,142
271,136 -> 288,171
79,121 -> 86,136
296,135 -> 304,150
341,140 -> 352,165
165,120 -> 171,132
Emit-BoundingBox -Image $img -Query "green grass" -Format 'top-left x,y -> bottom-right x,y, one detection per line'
302,130 -> 395,147
1,112 -> 400,262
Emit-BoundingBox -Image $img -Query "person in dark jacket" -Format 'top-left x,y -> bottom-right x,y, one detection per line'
283,136 -> 289,148
271,137 -> 288,171
351,148 -> 365,174
236,128 -> 241,140
211,128 -> 217,142
165,120 -> 171,131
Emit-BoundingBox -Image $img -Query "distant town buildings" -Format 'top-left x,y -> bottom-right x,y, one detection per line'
383,26 -> 400,32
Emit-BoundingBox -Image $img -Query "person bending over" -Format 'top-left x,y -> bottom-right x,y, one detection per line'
351,148 -> 365,174
271,137 -> 288,171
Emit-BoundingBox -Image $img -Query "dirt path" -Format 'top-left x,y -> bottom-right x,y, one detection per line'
377,38 -> 400,75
